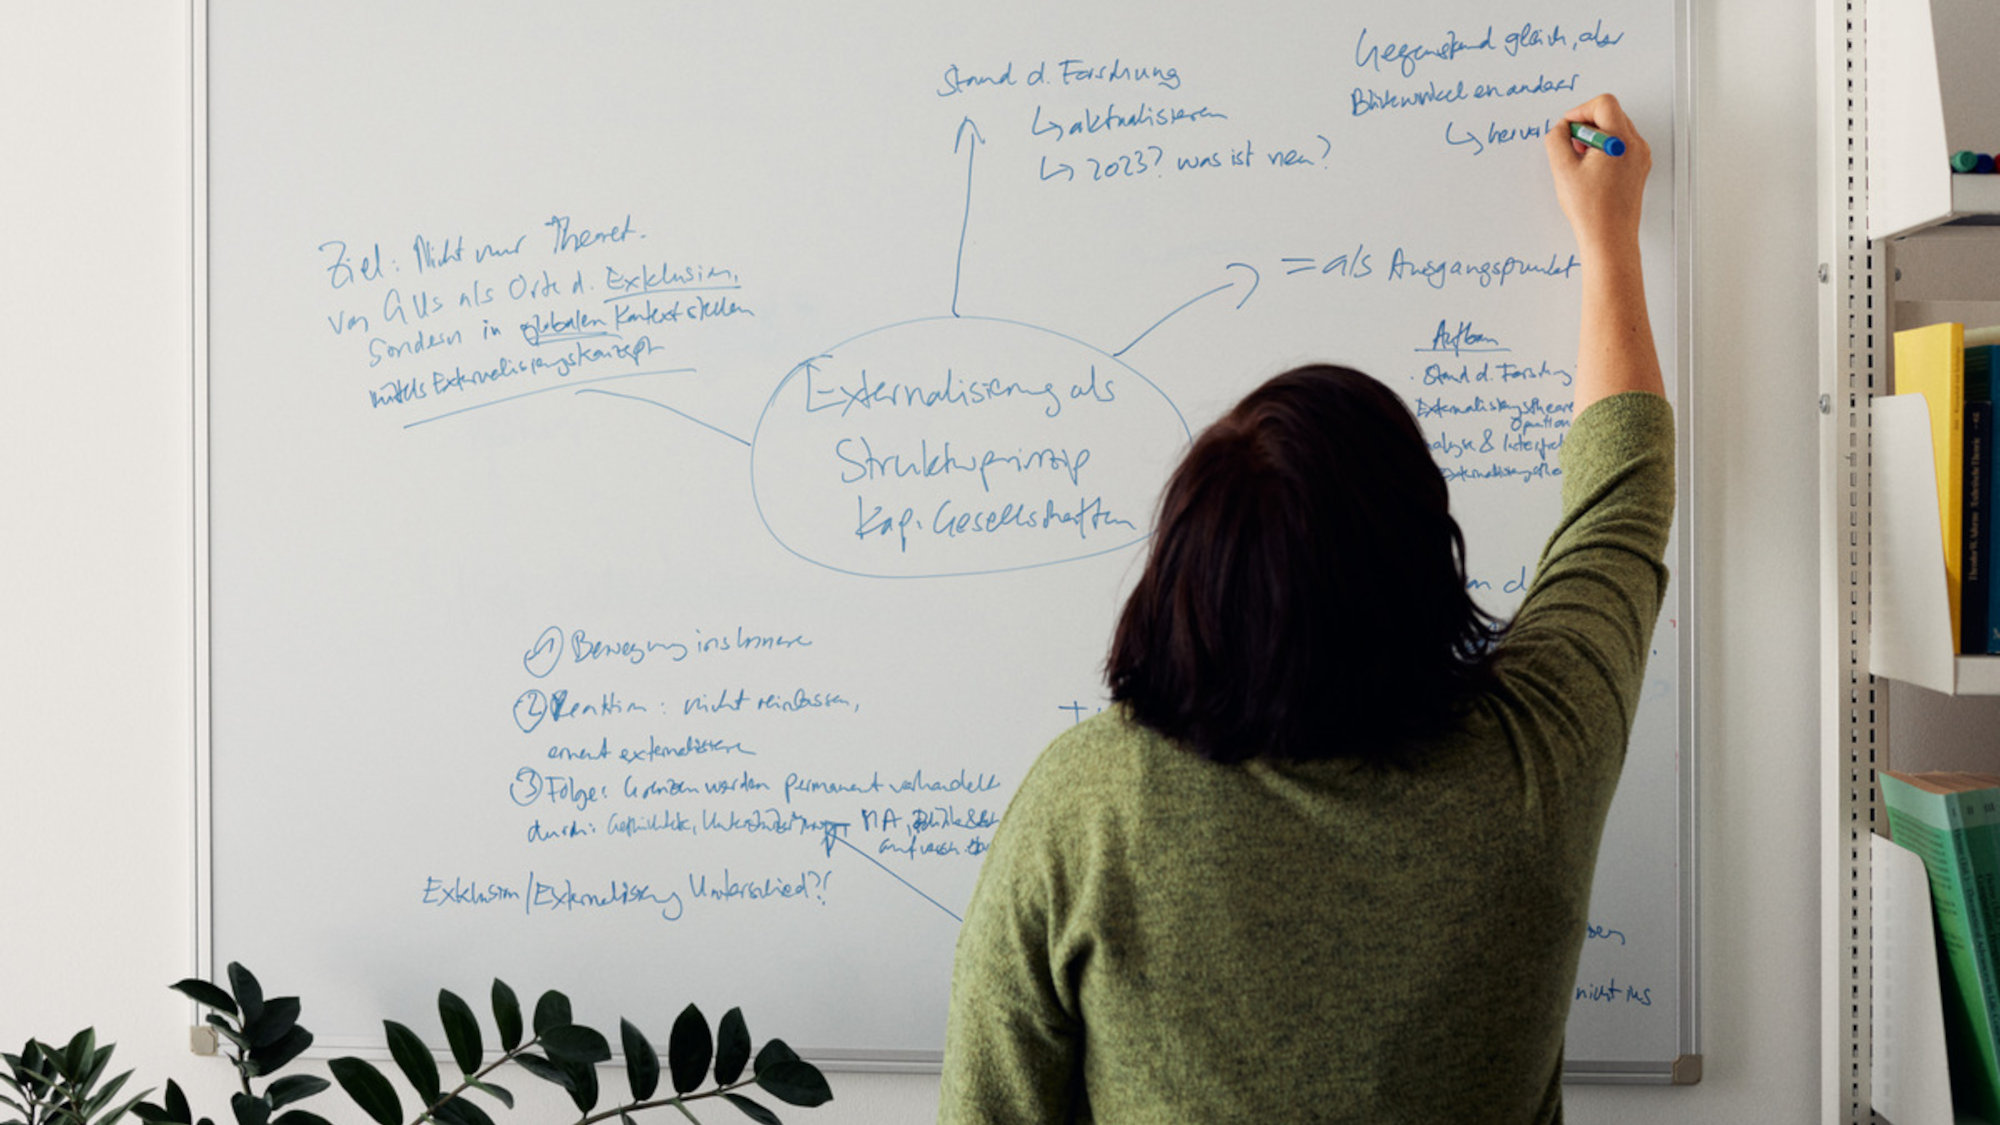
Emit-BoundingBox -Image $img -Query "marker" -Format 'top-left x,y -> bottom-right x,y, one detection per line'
1569,122 -> 1626,157
1952,150 -> 1981,172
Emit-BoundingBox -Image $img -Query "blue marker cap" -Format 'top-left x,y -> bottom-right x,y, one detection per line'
1569,122 -> 1626,157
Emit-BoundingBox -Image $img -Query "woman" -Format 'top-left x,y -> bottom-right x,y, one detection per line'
938,94 -> 1671,1124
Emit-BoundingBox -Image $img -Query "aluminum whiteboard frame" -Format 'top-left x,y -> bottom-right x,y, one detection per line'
187,0 -> 1702,1080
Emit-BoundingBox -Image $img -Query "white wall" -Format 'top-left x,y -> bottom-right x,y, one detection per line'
0,1 -> 1821,1122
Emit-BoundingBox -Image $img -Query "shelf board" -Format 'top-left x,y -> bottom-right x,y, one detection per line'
1955,175 -> 2000,217
1872,835 -> 1956,1125
1869,394 -> 2000,694
1939,654 -> 2000,694
1866,0 -> 2000,239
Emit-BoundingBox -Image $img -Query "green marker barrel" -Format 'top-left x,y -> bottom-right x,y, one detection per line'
1569,122 -> 1626,157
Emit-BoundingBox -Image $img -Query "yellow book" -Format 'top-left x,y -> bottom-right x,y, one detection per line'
1895,321 -> 1968,632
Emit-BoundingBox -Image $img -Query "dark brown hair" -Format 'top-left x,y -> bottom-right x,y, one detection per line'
1106,365 -> 1501,766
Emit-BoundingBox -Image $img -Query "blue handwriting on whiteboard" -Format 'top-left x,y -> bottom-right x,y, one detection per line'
834,436 -> 1094,493
681,688 -> 859,716
417,872 -> 684,922
1054,58 -> 1181,89
522,623 -> 813,678
1417,320 -> 1509,356
512,689 -> 648,733
1387,248 -> 1581,290
781,767 -> 1004,805
686,868 -> 831,907
853,493 -> 1137,553
1030,102 -> 1227,142
510,768 -> 607,812
547,214 -> 639,255
801,365 -> 1073,419
1353,22 -> 1622,78
525,872 -> 683,921
1574,978 -> 1653,1006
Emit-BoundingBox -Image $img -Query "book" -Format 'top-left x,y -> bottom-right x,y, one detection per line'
1975,344 -> 2000,656
1966,345 -> 1991,654
1896,322 -> 1969,639
1881,769 -> 2000,1122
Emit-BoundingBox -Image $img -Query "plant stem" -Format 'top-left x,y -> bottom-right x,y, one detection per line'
408,1033 -> 580,1125
228,1052 -> 251,1098
567,1078 -> 762,1125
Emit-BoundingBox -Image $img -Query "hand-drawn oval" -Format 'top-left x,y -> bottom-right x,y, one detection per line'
750,315 -> 1191,578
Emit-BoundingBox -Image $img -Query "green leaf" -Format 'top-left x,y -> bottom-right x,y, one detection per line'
248,1026 -> 313,1077
430,1097 -> 495,1125
203,1018 -> 248,1055
751,1040 -> 798,1075
438,990 -> 482,1077
80,1068 -> 135,1117
228,1093 -> 269,1125
383,1021 -> 440,1103
555,1057 -> 598,1115
226,966 -> 265,1027
59,1029 -> 96,1079
269,1112 -> 334,1125
464,1080 -> 513,1110
667,1005 -> 712,1096
713,1010 -> 751,1086
530,993 -> 571,1038
752,1061 -> 830,1109
618,1020 -> 659,1102
721,1093 -> 783,1125
537,1026 -> 609,1066
263,1075 -> 327,1111
490,982 -> 523,1054
327,1059 -> 400,1125
509,1053 -> 570,1091
166,1079 -> 192,1124
132,1101 -> 177,1125
104,1090 -> 158,1125
243,998 -> 302,1049
170,981 -> 239,1018
76,1040 -> 114,1090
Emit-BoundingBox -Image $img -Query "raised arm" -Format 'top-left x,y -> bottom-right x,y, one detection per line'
1543,93 -> 1664,411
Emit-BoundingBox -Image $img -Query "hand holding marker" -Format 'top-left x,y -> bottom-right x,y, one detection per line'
1570,122 -> 1626,157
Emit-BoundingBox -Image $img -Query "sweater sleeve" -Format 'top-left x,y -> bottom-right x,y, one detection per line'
937,760 -> 1087,1123
1493,391 -> 1676,774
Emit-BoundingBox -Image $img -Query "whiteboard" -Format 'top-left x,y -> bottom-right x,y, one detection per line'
199,0 -> 1696,1077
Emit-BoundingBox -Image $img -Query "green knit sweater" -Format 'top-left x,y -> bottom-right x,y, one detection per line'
938,392 -> 1675,1124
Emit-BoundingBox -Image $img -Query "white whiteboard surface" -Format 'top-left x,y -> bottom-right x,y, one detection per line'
200,0 -> 1694,1075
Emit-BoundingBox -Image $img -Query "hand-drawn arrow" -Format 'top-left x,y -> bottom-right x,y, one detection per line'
952,117 -> 985,317
1112,262 -> 1263,358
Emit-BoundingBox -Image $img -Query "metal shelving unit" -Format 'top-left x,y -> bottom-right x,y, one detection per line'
1820,0 -> 1884,1120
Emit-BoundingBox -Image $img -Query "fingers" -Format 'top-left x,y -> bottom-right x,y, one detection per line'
1544,115 -> 1579,168
1544,93 -> 1652,258
1563,93 -> 1636,134
1557,93 -> 1650,167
